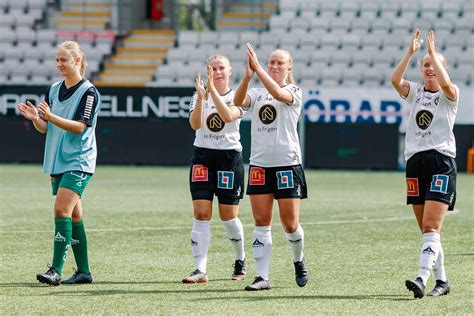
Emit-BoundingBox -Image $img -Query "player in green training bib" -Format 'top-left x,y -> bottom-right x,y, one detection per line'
18,41 -> 102,286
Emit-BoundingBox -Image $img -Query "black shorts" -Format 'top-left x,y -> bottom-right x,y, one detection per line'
406,150 -> 457,210
189,146 -> 244,205
246,164 -> 308,200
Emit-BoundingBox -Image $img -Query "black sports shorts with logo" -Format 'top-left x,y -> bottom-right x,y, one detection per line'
246,164 -> 308,200
189,146 -> 244,205
405,149 -> 457,210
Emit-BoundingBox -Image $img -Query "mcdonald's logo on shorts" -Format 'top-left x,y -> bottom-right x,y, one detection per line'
192,165 -> 208,182
249,167 -> 265,185
406,178 -> 419,196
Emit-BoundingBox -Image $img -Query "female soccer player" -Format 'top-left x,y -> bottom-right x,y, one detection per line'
234,44 -> 308,291
183,55 -> 247,283
18,41 -> 101,286
391,29 -> 459,298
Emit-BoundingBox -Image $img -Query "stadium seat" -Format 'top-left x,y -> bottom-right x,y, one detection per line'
16,27 -> 37,44
148,77 -> 175,87
260,31 -> 281,47
310,49 -> 332,65
216,43 -> 237,54
268,15 -> 289,32
166,48 -> 189,64
31,62 -> 51,77
320,33 -> 340,49
218,31 -> 240,47
350,19 -> 371,35
174,77 -> 194,87
0,29 -> 16,43
299,78 -> 317,87
200,31 -> 218,48
280,29 -> 302,48
309,18 -> 330,33
279,0 -> 299,15
352,50 -> 374,67
0,15 -> 15,28
155,65 -> 176,81
290,17 -> 310,32
240,31 -> 260,47
187,48 -> 208,64
178,31 -> 199,48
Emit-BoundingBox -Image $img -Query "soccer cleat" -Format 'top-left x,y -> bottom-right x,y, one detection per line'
36,266 -> 61,286
232,259 -> 247,281
62,269 -> 93,285
405,277 -> 425,299
294,259 -> 308,287
182,269 -> 208,284
244,276 -> 271,291
428,280 -> 450,297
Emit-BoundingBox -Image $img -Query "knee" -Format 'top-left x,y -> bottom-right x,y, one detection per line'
253,215 -> 271,226
54,206 -> 69,218
71,213 -> 82,222
194,209 -> 211,221
282,223 -> 299,234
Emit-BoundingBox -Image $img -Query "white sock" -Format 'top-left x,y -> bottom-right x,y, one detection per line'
417,232 -> 441,285
222,217 -> 245,261
252,226 -> 272,281
284,225 -> 304,262
432,244 -> 447,282
191,219 -> 210,274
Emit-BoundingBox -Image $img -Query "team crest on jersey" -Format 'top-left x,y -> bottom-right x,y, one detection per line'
259,104 -> 277,124
415,110 -> 433,130
217,171 -> 234,189
406,178 -> 419,196
192,165 -> 208,182
249,167 -> 265,185
430,175 -> 449,194
277,170 -> 294,189
207,113 -> 225,132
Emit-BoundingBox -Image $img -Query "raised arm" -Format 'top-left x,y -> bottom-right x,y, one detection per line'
38,100 -> 86,134
391,29 -> 422,97
247,43 -> 293,104
18,101 -> 48,133
234,56 -> 253,107
206,66 -> 242,122
427,30 -> 457,101
189,73 -> 206,130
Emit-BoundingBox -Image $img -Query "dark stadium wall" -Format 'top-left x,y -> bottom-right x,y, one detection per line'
1,86 -> 472,171
304,123 -> 400,170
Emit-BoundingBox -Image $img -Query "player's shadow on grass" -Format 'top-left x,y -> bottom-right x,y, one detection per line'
449,253 -> 474,256
44,288 -> 244,296
200,294 -> 412,302
0,282 -> 41,288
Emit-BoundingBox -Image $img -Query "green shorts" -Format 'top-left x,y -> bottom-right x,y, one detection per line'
51,171 -> 93,197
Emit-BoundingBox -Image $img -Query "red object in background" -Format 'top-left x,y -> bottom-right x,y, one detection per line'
151,0 -> 164,20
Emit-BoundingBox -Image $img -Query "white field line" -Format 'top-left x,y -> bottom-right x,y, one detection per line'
0,210 -> 460,234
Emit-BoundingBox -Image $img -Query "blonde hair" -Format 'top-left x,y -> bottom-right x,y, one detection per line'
57,41 -> 88,77
269,49 -> 294,84
206,54 -> 231,67
419,52 -> 447,69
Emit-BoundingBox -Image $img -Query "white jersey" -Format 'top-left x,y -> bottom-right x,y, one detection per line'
190,89 -> 244,151
247,84 -> 303,167
403,82 -> 459,161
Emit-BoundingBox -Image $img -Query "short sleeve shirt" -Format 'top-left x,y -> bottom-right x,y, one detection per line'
189,89 -> 244,151
247,84 -> 303,167
402,82 -> 459,161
